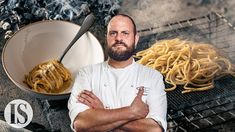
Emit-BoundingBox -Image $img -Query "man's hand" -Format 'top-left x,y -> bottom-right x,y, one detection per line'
74,88 -> 154,132
77,90 -> 104,109
130,87 -> 149,120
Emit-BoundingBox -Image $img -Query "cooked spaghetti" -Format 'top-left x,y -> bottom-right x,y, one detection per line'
135,38 -> 235,93
24,60 -> 72,93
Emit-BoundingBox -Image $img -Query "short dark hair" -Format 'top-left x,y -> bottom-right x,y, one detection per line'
108,14 -> 137,35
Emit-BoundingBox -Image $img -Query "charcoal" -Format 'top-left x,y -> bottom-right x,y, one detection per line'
4,30 -> 13,39
0,21 -> 3,27
0,0 -> 122,39
53,14 -> 63,20
23,13 -> 33,20
0,0 -> 5,5
79,4 -> 90,15
2,22 -> 10,30
36,0 -> 46,7
33,7 -> 47,18
6,0 -> 19,9
45,2 -> 58,14
52,3 -> 63,15
9,14 -> 18,23
61,9 -> 73,20
108,3 -> 120,14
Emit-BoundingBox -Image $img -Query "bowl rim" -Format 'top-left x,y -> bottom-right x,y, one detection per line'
1,20 -> 104,98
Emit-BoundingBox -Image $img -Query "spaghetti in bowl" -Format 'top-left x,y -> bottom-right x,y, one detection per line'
2,20 -> 104,99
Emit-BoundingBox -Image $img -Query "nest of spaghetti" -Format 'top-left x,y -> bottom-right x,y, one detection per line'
135,38 -> 235,93
24,60 -> 72,94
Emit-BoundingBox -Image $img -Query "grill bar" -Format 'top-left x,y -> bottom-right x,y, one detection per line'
168,109 -> 235,130
137,15 -> 210,32
168,98 -> 235,121
137,13 -> 227,35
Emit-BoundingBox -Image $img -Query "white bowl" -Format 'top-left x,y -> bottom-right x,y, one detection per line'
2,20 -> 104,99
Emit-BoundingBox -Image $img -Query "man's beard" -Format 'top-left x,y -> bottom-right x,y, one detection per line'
107,41 -> 135,61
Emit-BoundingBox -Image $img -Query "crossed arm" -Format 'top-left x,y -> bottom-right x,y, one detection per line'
73,88 -> 163,132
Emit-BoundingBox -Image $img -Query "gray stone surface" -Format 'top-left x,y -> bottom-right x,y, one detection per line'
0,120 -> 31,132
46,109 -> 72,132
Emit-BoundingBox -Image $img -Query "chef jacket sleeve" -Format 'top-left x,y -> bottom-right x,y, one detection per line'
67,68 -> 91,131
146,73 -> 167,132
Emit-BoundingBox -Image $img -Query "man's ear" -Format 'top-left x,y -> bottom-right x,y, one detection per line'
135,33 -> 139,47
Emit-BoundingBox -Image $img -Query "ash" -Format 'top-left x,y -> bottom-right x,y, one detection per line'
0,0 -> 121,39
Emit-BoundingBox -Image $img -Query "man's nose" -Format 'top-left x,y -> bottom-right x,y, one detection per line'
115,33 -> 123,42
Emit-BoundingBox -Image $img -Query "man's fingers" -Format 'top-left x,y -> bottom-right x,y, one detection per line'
76,90 -> 104,109
137,87 -> 144,98
77,92 -> 94,104
77,96 -> 92,108
83,90 -> 97,99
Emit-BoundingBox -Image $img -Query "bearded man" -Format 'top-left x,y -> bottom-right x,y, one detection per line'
68,14 -> 167,132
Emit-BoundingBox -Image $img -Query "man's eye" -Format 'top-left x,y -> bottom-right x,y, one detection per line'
109,32 -> 116,36
122,32 -> 129,36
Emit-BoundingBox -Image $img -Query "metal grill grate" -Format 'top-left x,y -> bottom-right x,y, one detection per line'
137,12 -> 235,63
136,12 -> 235,131
167,91 -> 235,131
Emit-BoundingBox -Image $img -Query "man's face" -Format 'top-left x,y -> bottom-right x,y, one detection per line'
106,16 -> 138,61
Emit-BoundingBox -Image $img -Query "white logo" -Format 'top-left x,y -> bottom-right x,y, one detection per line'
4,99 -> 33,128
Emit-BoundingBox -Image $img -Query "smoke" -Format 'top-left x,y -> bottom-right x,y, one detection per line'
0,0 -> 121,39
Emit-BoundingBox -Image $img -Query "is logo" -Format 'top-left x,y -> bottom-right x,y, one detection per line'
4,99 -> 33,128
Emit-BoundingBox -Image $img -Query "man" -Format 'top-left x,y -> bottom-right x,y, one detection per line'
68,14 -> 167,132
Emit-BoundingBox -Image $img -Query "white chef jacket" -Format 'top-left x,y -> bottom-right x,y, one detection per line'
68,60 -> 167,131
